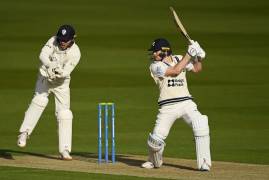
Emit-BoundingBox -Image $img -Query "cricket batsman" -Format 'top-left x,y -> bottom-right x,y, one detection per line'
17,24 -> 81,160
141,38 -> 211,171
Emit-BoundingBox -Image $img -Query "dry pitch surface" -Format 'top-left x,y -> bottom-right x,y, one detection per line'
1,153 -> 269,180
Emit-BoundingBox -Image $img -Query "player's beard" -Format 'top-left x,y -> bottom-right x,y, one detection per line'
149,54 -> 155,61
59,40 -> 74,50
148,52 -> 159,61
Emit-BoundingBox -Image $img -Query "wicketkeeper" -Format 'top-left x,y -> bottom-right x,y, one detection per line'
141,38 -> 211,171
17,24 -> 81,160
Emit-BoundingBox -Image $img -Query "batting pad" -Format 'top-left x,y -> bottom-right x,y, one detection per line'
57,109 -> 73,153
192,115 -> 209,137
191,115 -> 211,169
195,135 -> 211,169
147,133 -> 165,167
19,95 -> 48,135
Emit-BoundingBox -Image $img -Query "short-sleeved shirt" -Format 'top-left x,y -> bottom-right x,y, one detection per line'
150,55 -> 193,106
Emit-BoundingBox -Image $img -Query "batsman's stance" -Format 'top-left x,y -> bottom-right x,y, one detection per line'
17,24 -> 81,160
141,38 -> 211,171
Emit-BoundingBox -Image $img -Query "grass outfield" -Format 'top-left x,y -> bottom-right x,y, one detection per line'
1,0 -> 269,179
0,166 -> 165,180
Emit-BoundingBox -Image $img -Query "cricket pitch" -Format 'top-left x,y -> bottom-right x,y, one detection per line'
1,151 -> 269,180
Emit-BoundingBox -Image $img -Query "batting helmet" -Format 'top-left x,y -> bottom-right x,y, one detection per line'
56,24 -> 76,43
148,38 -> 172,57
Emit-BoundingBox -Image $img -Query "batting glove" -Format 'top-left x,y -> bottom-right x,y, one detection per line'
187,43 -> 200,57
197,47 -> 206,59
191,41 -> 206,59
194,42 -> 206,59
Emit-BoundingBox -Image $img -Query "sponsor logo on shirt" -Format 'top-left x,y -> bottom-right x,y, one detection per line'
168,79 -> 184,87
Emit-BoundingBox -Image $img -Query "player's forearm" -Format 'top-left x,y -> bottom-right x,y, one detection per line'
61,57 -> 80,77
165,53 -> 191,76
39,51 -> 51,67
192,61 -> 202,73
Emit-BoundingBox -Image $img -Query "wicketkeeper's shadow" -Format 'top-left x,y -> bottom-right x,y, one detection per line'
0,149 -> 59,160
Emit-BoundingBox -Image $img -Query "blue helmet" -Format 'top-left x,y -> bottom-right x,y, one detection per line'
56,24 -> 75,43
148,38 -> 172,56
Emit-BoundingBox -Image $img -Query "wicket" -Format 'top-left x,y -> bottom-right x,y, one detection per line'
98,102 -> 115,163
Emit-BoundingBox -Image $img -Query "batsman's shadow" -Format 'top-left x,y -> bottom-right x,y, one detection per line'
72,152 -> 145,166
72,152 -> 197,171
163,162 -> 198,171
0,149 -> 59,160
118,155 -> 198,171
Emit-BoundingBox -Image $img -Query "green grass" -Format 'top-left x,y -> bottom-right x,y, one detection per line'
0,166 -> 165,180
1,0 -> 269,179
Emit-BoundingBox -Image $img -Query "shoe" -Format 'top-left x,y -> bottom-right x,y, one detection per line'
200,162 -> 211,171
141,161 -> 154,169
60,150 -> 72,160
17,132 -> 28,148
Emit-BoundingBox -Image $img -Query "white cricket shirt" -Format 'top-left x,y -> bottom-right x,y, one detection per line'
150,55 -> 193,106
39,36 -> 81,79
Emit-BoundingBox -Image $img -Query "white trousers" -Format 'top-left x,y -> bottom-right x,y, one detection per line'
153,100 -> 201,139
19,74 -> 72,153
34,74 -> 71,113
152,100 -> 211,169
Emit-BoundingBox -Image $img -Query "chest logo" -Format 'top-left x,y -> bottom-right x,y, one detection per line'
168,79 -> 184,87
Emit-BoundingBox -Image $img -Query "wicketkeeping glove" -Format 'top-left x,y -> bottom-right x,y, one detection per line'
46,67 -> 57,81
54,67 -> 64,78
46,61 -> 60,81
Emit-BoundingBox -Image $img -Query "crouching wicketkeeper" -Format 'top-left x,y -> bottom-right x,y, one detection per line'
17,24 -> 81,160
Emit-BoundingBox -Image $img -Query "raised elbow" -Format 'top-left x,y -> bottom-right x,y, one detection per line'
39,53 -> 43,61
192,67 -> 202,73
39,52 -> 47,62
192,69 -> 199,73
